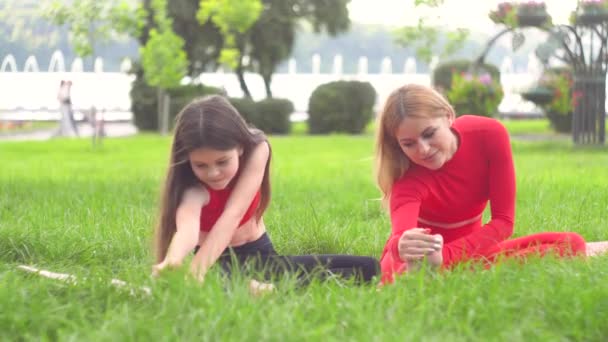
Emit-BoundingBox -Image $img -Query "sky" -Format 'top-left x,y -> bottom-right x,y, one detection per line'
348,0 -> 579,32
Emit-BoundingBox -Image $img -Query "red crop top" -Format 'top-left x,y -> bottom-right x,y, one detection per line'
199,184 -> 261,232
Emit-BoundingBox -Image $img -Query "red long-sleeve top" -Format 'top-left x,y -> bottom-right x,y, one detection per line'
380,115 -> 516,283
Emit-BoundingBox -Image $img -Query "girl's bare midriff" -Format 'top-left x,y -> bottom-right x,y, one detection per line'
198,217 -> 266,248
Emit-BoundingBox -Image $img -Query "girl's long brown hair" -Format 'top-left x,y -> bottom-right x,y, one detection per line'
374,84 -> 455,208
154,95 -> 271,262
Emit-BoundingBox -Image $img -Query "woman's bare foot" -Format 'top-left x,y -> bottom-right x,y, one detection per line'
586,241 -> 608,256
248,279 -> 275,297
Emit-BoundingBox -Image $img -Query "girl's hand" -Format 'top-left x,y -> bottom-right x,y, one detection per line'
189,262 -> 206,283
398,228 -> 443,264
151,259 -> 181,277
152,260 -> 169,278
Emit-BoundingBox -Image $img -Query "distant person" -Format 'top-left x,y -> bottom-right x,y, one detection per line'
374,84 -> 608,284
152,95 -> 379,293
56,80 -> 79,137
88,106 -> 105,147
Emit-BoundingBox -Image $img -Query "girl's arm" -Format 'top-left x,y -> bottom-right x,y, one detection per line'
190,141 -> 270,281
160,186 -> 208,267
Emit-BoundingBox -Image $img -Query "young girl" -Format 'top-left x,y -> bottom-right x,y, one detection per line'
374,84 -> 608,284
152,95 -> 379,287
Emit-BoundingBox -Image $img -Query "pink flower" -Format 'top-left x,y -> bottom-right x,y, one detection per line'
478,73 -> 493,85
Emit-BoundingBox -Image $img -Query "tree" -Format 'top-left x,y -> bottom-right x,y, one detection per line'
167,0 -> 224,76
393,0 -> 469,65
217,0 -> 350,98
246,0 -> 350,98
196,0 -> 263,98
1,0 -> 61,52
42,0 -> 143,61
140,0 -> 188,135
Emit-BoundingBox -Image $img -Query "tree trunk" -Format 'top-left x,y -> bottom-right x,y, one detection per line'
262,71 -> 273,98
236,55 -> 252,99
157,87 -> 170,135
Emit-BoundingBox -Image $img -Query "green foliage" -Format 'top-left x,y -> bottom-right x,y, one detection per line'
167,0 -> 224,75
41,0 -> 143,57
393,1 -> 468,64
139,0 -> 188,90
447,73 -> 504,117
196,0 -> 262,68
394,20 -> 469,64
227,97 -> 258,124
227,97 -> 294,134
0,0 -> 61,50
140,28 -> 188,89
254,98 -> 294,134
308,81 -> 377,134
130,74 -> 224,131
432,59 -> 501,93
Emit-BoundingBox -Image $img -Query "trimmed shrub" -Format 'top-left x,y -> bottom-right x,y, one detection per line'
228,97 -> 258,125
307,81 -> 377,134
254,98 -> 293,134
432,59 -> 500,93
228,98 -> 294,134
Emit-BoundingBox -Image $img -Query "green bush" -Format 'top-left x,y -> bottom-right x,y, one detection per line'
447,73 -> 504,117
228,98 -> 294,135
307,81 -> 377,134
130,70 -> 223,131
432,59 -> 501,93
228,97 -> 258,125
254,98 -> 293,134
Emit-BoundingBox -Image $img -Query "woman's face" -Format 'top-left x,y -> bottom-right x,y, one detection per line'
394,113 -> 458,170
189,147 -> 242,190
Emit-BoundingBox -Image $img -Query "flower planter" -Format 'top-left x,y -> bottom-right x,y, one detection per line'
517,12 -> 550,27
521,86 -> 554,105
547,111 -> 572,133
576,9 -> 608,25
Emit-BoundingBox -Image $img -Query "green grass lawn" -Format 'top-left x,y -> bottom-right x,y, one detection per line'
1,134 -> 607,340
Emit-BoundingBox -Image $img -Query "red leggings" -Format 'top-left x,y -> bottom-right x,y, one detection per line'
477,232 -> 587,265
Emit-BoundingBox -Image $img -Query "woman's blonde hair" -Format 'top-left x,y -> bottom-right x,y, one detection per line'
374,84 -> 455,207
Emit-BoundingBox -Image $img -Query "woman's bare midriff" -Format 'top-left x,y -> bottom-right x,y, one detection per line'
197,217 -> 266,248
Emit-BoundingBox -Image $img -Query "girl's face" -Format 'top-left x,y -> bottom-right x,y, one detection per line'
189,147 -> 242,190
394,113 -> 458,170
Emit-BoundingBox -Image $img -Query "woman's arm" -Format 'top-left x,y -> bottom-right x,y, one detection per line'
190,141 -> 270,281
441,120 -> 515,268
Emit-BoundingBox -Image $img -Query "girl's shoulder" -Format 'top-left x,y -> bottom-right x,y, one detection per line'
181,184 -> 210,209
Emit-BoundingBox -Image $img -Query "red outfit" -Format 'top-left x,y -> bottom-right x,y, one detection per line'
199,184 -> 260,232
380,115 -> 585,283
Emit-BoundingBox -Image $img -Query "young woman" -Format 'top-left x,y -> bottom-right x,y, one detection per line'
152,95 -> 378,287
374,84 -> 608,284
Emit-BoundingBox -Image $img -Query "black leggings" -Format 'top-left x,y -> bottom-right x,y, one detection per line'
195,233 -> 379,284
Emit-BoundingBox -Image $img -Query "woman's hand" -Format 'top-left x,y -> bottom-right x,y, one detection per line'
398,228 -> 443,268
